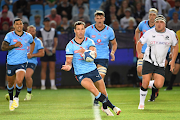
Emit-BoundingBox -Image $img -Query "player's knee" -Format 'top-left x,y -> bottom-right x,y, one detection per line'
172,68 -> 179,75
97,67 -> 107,75
154,83 -> 163,89
25,74 -> 31,80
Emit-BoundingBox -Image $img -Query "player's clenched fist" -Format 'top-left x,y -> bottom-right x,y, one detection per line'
14,41 -> 21,47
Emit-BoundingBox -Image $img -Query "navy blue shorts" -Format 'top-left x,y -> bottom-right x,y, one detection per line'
7,62 -> 27,76
75,69 -> 102,84
40,52 -> 56,62
94,59 -> 109,68
27,63 -> 36,71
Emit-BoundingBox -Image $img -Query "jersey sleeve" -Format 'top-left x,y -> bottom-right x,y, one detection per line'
28,34 -> 34,44
139,31 -> 148,44
4,32 -> 11,43
138,21 -> 144,31
88,38 -> 95,48
65,42 -> 74,55
37,39 -> 44,50
109,27 -> 115,41
171,32 -> 178,46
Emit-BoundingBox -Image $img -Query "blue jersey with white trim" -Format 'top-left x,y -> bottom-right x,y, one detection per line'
85,24 -> 115,59
65,37 -> 97,75
27,37 -> 44,65
4,31 -> 34,65
138,20 -> 155,53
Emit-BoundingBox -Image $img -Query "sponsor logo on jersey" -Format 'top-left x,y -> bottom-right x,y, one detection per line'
165,36 -> 169,40
150,41 -> 170,45
92,35 -> 96,38
97,39 -> 101,43
13,39 -> 18,42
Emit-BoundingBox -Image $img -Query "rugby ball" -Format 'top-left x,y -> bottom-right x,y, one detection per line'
83,50 -> 95,62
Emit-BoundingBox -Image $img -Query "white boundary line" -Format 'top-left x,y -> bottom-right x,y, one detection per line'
91,93 -> 102,120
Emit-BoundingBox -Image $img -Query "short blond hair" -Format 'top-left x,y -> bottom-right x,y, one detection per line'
94,10 -> 105,17
149,8 -> 158,15
27,25 -> 36,31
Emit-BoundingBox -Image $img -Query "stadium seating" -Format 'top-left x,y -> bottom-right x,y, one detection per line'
44,4 -> 57,16
30,4 -> 44,25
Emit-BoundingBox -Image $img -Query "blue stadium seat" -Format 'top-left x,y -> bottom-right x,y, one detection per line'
30,4 -> 44,21
44,5 -> 57,16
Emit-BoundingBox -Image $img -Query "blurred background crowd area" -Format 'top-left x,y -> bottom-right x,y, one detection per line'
0,0 -> 179,37
0,0 -> 180,87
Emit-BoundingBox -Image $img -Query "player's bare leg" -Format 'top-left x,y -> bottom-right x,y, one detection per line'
13,71 -> 25,108
138,73 -> 152,109
49,61 -> 57,90
81,78 -> 121,116
24,68 -> 34,100
7,75 -> 16,111
94,64 -> 107,106
165,64 -> 180,90
41,62 -> 47,90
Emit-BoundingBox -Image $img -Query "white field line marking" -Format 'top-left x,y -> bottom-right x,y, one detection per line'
91,93 -> 102,120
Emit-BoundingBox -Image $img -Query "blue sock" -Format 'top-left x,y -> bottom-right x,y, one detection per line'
15,84 -> 23,98
27,87 -> 32,94
7,85 -> 14,100
138,76 -> 142,81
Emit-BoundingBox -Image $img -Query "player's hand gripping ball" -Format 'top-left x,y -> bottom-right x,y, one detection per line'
83,50 -> 95,62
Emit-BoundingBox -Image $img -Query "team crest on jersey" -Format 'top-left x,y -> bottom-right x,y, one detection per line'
97,39 -> 101,43
13,39 -> 18,42
7,70 -> 11,74
92,35 -> 96,38
79,75 -> 83,80
104,35 -> 107,39
165,36 -> 169,40
19,44 -> 23,48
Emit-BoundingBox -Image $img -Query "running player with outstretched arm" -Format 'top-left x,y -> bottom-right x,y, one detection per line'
61,21 -> 121,116
85,10 -> 117,106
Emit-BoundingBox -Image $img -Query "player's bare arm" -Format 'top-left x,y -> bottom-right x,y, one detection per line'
136,41 -> 144,59
1,41 -> 21,51
135,27 -> 141,43
169,44 -> 179,72
27,41 -> 35,58
110,38 -> 117,61
52,37 -> 58,53
61,56 -> 73,71
28,49 -> 44,59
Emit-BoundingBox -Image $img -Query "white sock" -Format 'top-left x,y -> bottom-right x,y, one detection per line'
50,79 -> 55,87
140,89 -> 148,105
41,79 -> 45,86
148,80 -> 154,88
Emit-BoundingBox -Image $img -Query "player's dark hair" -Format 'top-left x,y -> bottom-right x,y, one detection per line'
74,21 -> 85,29
13,18 -> 22,24
2,4 -> 9,10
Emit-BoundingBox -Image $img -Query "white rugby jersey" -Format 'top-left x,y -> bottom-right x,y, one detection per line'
140,28 -> 178,67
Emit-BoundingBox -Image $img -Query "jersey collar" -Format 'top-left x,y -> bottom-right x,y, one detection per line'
74,37 -> 85,45
14,31 -> 24,37
148,20 -> 155,28
94,24 -> 106,32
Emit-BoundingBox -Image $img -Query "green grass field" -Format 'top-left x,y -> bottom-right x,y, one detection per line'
0,87 -> 180,120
